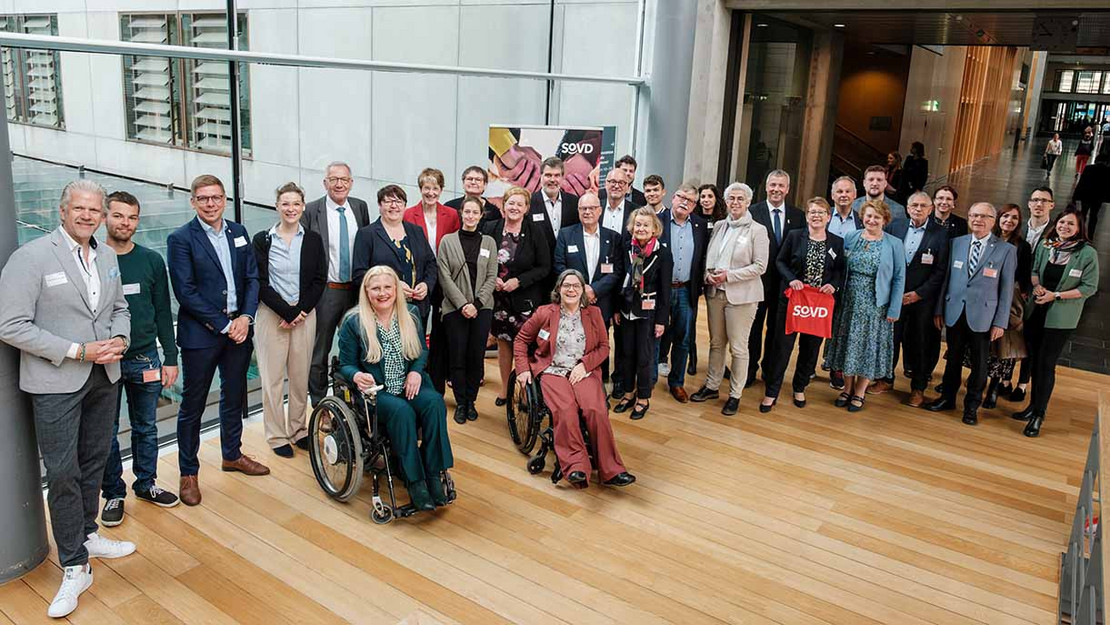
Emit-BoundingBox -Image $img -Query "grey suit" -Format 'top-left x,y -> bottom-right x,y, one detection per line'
301,195 -> 371,402
0,226 -> 131,567
935,233 -> 1017,413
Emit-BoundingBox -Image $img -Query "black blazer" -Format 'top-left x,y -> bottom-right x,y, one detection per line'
600,187 -> 647,208
445,195 -> 502,225
553,224 -> 623,321
252,229 -> 327,323
658,209 -> 709,299
618,239 -> 672,325
932,213 -> 968,239
351,220 -> 438,316
885,217 -> 950,302
300,196 -> 371,277
775,229 -> 845,297
480,218 -> 552,315
750,201 -> 805,290
1010,237 -> 1033,294
1076,161 -> 1110,206
529,190 -> 580,255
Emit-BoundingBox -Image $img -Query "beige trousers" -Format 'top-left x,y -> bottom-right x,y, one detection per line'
256,304 -> 317,448
705,290 -> 758,399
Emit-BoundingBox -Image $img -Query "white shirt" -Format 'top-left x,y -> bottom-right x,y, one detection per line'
544,192 -> 562,235
582,227 -> 601,279
421,206 -> 438,257
601,200 -> 627,234
61,227 -> 101,359
1026,220 -> 1049,249
968,233 -> 990,265
325,196 -> 359,282
710,223 -> 742,272
768,201 -> 785,237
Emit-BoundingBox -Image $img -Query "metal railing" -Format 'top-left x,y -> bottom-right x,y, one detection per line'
1059,392 -> 1109,624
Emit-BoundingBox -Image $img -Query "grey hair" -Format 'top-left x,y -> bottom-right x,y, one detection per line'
723,182 -> 752,202
676,182 -> 698,196
59,179 -> 107,212
831,175 -> 856,190
324,161 -> 351,175
969,201 -> 997,218
766,169 -> 791,185
550,269 -> 590,306
907,191 -> 932,205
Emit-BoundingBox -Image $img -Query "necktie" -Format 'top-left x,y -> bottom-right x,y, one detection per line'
968,240 -> 982,275
337,206 -> 350,282
772,209 -> 782,244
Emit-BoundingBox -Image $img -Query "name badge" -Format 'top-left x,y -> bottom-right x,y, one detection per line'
828,249 -> 837,260
234,236 -> 248,248
921,253 -> 934,265
642,297 -> 656,311
600,263 -> 613,274
142,368 -> 161,383
538,329 -> 550,340
122,283 -> 141,295
44,271 -> 68,287
479,248 -> 490,259
983,268 -> 998,279
1070,268 -> 1083,278
568,245 -> 579,253
953,260 -> 964,269
532,213 -> 545,222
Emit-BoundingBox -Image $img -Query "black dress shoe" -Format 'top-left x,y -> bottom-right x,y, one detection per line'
1011,405 -> 1035,421
294,437 -> 309,451
566,471 -> 587,484
613,397 -> 635,413
687,362 -> 697,376
272,444 -> 294,458
759,398 -> 775,413
982,379 -> 999,409
722,397 -> 740,416
467,404 -> 478,421
495,396 -> 507,407
962,411 -> 978,425
454,405 -> 468,424
925,397 -> 956,412
689,386 -> 719,402
793,394 -> 807,408
630,401 -> 650,420
834,392 -> 850,408
1023,414 -> 1044,437
1009,387 -> 1026,402
604,472 -> 636,487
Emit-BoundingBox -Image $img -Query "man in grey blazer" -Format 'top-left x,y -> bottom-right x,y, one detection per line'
925,202 -> 1016,425
0,180 -> 136,618
300,161 -> 372,405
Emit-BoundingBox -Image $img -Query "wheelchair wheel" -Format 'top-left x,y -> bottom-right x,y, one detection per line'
506,371 -> 542,455
308,397 -> 364,502
371,504 -> 394,525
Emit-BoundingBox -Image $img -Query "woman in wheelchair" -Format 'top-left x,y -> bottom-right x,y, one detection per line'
338,265 -> 454,511
513,269 -> 636,488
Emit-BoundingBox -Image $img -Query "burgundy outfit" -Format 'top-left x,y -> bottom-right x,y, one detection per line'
514,304 -> 627,483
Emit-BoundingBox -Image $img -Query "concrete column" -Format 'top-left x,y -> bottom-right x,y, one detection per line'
639,0 -> 698,190
795,31 -> 844,201
0,93 -> 50,581
682,0 -> 736,185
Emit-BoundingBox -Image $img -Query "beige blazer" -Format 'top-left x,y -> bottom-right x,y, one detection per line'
437,231 -> 498,317
704,217 -> 770,305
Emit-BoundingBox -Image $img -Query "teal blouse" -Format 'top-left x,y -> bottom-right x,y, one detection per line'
337,305 -> 428,394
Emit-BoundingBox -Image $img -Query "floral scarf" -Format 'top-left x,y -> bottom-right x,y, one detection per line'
629,236 -> 658,294
1043,236 -> 1085,265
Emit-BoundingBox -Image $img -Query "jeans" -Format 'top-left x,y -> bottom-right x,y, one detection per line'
102,348 -> 164,499
662,287 -> 694,387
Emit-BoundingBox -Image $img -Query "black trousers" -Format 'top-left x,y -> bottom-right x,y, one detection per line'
747,293 -> 780,383
1024,310 -> 1071,415
763,298 -> 822,398
940,313 -> 990,413
1079,199 -> 1103,240
309,286 -> 357,403
442,308 -> 493,406
891,299 -> 939,391
619,317 -> 656,400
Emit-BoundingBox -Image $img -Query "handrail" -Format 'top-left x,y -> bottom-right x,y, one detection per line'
0,32 -> 645,86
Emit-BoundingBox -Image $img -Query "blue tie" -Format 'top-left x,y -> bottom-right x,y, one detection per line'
772,209 -> 782,244
337,206 -> 350,282
968,240 -> 982,275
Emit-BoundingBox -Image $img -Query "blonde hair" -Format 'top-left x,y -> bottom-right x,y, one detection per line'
354,266 -> 424,363
626,206 -> 664,238
860,199 -> 891,225
502,186 -> 531,208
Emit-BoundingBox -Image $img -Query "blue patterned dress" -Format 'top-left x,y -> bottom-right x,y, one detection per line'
826,237 -> 894,380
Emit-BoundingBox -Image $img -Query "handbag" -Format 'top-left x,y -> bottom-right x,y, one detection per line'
784,285 -> 835,338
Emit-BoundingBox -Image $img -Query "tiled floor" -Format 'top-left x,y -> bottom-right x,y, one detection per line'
946,136 -> 1109,375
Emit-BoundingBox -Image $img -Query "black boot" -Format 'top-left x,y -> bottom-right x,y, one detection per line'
982,378 -> 1000,409
1011,405 -> 1036,421
1023,413 -> 1044,437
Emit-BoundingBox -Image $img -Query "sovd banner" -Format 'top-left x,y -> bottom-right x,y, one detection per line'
486,125 -> 616,207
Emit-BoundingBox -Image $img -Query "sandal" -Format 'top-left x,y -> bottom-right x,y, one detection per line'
834,392 -> 851,408
613,396 -> 636,413
847,395 -> 866,412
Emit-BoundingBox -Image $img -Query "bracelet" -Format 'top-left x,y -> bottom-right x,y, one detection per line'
78,343 -> 86,362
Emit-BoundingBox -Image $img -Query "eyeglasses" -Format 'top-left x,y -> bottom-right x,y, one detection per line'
968,213 -> 993,220
194,195 -> 225,205
726,197 -> 747,204
1029,198 -> 1053,204
463,176 -> 485,183
560,283 -> 583,291
674,195 -> 697,205
381,198 -> 405,206
326,177 -> 352,185
607,180 -> 628,187
579,204 -> 601,211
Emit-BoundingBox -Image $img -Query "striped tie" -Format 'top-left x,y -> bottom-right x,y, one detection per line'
968,240 -> 982,275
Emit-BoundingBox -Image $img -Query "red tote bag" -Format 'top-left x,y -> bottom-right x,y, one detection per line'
784,285 -> 835,338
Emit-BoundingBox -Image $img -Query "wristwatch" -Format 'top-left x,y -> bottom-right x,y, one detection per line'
1053,292 -> 1061,301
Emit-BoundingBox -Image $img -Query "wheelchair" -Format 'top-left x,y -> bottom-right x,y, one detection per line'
505,370 -> 595,485
308,357 -> 456,524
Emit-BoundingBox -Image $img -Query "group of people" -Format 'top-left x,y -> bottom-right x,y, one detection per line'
0,143 -> 1102,618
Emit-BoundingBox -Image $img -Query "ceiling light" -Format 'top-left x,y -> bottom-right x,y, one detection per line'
834,23 -> 846,28
757,23 -> 769,27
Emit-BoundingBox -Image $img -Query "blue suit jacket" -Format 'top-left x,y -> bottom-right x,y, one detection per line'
351,220 -> 438,318
658,210 -> 709,300
167,217 -> 260,350
554,224 -> 623,321
843,229 -> 907,321
935,233 -> 1016,333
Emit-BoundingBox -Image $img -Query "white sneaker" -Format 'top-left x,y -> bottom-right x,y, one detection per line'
84,532 -> 136,559
48,563 -> 92,618
658,362 -> 671,377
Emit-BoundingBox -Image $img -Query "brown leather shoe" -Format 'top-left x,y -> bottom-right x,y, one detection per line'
179,475 -> 201,506
907,390 -> 925,407
669,386 -> 689,403
867,380 -> 892,395
221,454 -> 271,476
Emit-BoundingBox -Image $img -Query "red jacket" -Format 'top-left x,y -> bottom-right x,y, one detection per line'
403,203 -> 460,253
514,304 -> 609,378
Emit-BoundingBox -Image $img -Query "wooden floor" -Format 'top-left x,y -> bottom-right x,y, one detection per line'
1,348 -> 1102,625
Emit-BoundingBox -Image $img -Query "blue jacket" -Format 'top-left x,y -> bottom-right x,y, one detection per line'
658,209 -> 709,300
843,229 -> 907,321
936,233 -> 1017,333
351,220 -> 438,319
337,305 -> 428,387
554,224 -> 623,321
167,217 -> 259,350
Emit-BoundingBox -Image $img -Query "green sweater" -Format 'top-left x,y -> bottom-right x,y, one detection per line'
118,244 -> 179,366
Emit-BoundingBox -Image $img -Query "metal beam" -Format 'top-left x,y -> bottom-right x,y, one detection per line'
0,32 -> 645,86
